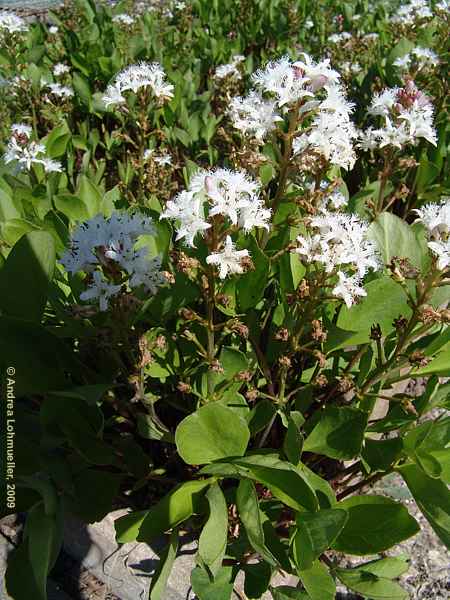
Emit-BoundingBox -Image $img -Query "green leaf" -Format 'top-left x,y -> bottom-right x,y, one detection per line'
387,38 -> 415,64
293,509 -> 348,570
334,558 -> 409,600
45,122 -> 71,158
248,398 -> 277,435
73,72 -> 92,108
0,231 -> 55,322
236,236 -> 269,310
283,412 -> 304,465
271,587 -> 309,600
362,438 -> 403,473
355,556 -> 410,578
114,510 -> 148,544
0,316 -> 83,396
202,454 -> 318,512
328,277 -> 411,350
243,561 -> 272,599
368,212 -> 427,269
54,193 -> 90,222
77,174 -> 102,217
198,483 -> 228,575
303,407 -> 368,460
403,418 -> 450,478
66,469 -> 122,523
297,560 -> 336,600
398,463 -> 450,549
411,347 -> 450,376
149,530 -> 178,600
26,501 -> 63,599
299,465 -> 336,509
236,479 -> 278,566
213,346 -> 249,387
333,495 -> 420,555
116,479 -> 211,543
191,565 -> 233,600
175,404 -> 250,465
5,495 -> 62,599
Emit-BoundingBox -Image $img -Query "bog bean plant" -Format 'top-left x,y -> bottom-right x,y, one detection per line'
0,0 -> 449,598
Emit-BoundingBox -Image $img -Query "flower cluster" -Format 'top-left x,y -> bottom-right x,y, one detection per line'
295,208 -> 380,307
360,81 -> 436,150
293,83 -> 358,170
3,124 -> 62,173
102,62 -> 174,108
0,12 -> 28,34
329,31 -> 352,44
60,213 -> 165,310
143,149 -> 172,165
112,13 -> 135,25
53,63 -> 71,77
229,54 -> 358,169
229,91 -> 282,141
414,199 -> 450,271
161,168 -> 271,278
252,54 -> 340,107
46,82 -> 74,98
214,55 -> 245,80
393,47 -> 439,70
390,0 -> 432,24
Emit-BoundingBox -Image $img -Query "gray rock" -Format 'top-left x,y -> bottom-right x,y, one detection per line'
62,509 -> 299,600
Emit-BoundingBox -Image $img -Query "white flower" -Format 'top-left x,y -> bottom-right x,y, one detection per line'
80,271 -> 121,311
0,12 -> 28,33
39,157 -> 63,172
320,190 -> 347,211
11,123 -> 32,138
112,13 -> 135,25
293,53 -> 340,91
293,84 -> 357,170
295,210 -> 380,278
411,47 -> 439,67
238,198 -> 271,232
3,134 -> 60,173
427,239 -> 450,270
436,0 -> 449,11
102,84 -> 126,108
47,83 -> 74,98
332,271 -> 367,308
161,168 -> 270,246
154,153 -> 172,166
328,32 -> 352,44
252,55 -> 314,107
369,88 -> 399,116
206,236 -> 249,279
61,212 -> 164,301
414,199 -> 450,238
229,91 -> 282,141
161,191 -> 211,247
53,63 -> 71,77
49,25 -> 59,34
103,62 -> 174,108
393,54 -> 411,69
364,84 -> 437,149
394,47 -> 439,70
398,100 -> 437,146
391,0 -> 432,24
376,117 -> 411,149
214,55 -> 245,80
128,255 -> 166,293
